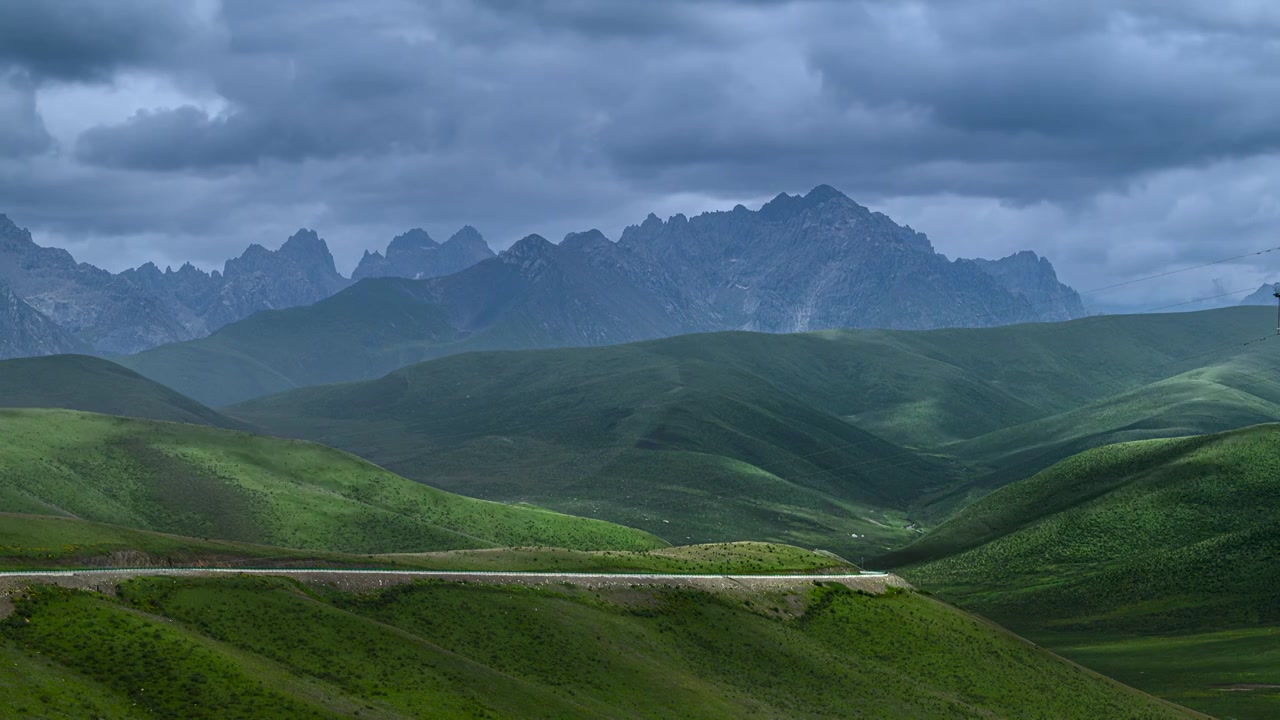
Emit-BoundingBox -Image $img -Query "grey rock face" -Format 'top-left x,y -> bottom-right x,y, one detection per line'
120,228 -> 351,334
204,229 -> 351,331
613,185 -> 1084,332
971,251 -> 1086,322
0,280 -> 91,359
0,214 -> 197,353
352,226 -> 495,281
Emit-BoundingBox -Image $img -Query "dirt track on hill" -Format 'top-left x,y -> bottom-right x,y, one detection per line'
0,568 -> 909,616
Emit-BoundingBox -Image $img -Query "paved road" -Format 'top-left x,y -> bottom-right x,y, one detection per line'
0,567 -> 899,593
0,567 -> 889,580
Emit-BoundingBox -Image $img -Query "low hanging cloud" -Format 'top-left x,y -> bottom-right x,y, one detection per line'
0,0 -> 1277,309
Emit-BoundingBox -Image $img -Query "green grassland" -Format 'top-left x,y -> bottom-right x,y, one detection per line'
0,576 -> 1199,718
231,306 -> 1280,556
0,512 -> 850,573
895,425 -> 1280,718
0,408 -> 664,554
233,339 -> 951,556
379,542 -> 853,574
0,354 -> 247,430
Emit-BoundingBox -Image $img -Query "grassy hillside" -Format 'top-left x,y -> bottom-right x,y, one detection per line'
232,306 -> 1280,555
0,512 -> 847,574
0,354 -> 246,430
896,425 -> 1280,718
0,576 -> 1198,719
234,341 -> 954,556
0,408 -> 664,553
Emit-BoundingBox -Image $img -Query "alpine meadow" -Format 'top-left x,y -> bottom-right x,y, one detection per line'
3,1 -> 1280,718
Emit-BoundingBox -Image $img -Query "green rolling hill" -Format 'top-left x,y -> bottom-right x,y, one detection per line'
894,425 -> 1280,718
0,575 -> 1199,719
232,305 -> 1280,555
0,408 -> 664,554
232,339 -> 957,556
0,354 -> 248,430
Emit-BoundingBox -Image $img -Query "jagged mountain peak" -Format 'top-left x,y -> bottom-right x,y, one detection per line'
445,225 -> 486,248
560,229 -> 612,252
0,214 -> 33,246
758,184 -> 855,222
279,228 -> 337,269
353,225 -> 494,282
504,233 -> 555,258
387,228 -> 438,254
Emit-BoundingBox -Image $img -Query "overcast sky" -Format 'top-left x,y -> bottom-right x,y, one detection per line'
3,0 -> 1280,311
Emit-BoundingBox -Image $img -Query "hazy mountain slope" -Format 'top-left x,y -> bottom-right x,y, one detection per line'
1242,283 -> 1278,305
123,235 -> 701,407
0,408 -> 664,553
972,250 -> 1087,321
120,228 -> 352,335
0,282 -> 90,359
120,279 -> 462,407
1,577 -> 1198,719
118,185 -> 1092,406
894,426 -> 1280,718
0,354 -> 246,429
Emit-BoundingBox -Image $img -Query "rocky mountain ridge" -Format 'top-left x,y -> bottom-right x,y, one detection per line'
353,226 -> 495,281
3,186 -> 1083,362
0,280 -> 90,359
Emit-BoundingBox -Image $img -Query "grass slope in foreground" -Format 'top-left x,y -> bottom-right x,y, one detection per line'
0,354 -> 247,430
0,576 -> 1198,719
896,424 -> 1280,719
0,512 -> 846,574
0,408 -> 663,554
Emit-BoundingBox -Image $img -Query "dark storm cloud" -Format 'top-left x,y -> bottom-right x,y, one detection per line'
0,1 -> 212,83
1,0 -> 1279,305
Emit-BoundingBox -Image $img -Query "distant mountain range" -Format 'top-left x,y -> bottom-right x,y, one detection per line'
0,185 -> 1083,364
0,214 -> 496,357
121,186 -> 1087,406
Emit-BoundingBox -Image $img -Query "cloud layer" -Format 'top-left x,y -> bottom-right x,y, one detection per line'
2,0 -> 1279,309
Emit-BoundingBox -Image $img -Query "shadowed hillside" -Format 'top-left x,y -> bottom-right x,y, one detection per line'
0,354 -> 248,430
